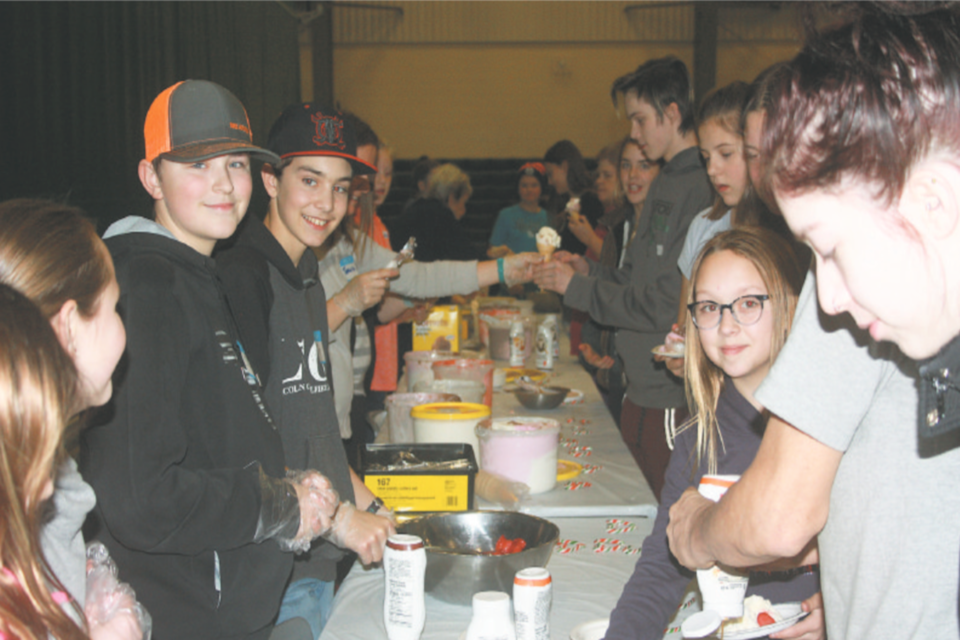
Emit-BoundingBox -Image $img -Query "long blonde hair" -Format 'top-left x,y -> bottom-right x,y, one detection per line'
682,228 -> 803,474
0,285 -> 86,640
0,199 -> 114,322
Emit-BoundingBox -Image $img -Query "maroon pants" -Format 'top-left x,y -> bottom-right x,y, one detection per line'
620,398 -> 689,503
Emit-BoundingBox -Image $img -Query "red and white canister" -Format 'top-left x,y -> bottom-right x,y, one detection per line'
383,534 -> 426,640
513,567 -> 551,640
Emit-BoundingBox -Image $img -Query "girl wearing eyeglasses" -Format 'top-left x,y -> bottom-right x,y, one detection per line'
605,227 -> 824,640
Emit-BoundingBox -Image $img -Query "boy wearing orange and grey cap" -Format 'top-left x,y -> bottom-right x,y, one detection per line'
80,80 -> 340,640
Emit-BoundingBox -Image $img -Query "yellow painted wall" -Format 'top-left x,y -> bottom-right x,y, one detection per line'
335,43 -> 689,160
331,2 -> 804,159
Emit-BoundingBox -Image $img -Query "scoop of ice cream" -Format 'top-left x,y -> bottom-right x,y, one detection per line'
565,197 -> 581,214
536,227 -> 561,249
724,595 -> 783,632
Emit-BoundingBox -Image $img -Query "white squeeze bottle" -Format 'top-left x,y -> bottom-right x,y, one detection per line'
383,534 -> 426,640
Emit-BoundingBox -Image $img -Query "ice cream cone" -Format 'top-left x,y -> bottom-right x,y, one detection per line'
537,242 -> 556,262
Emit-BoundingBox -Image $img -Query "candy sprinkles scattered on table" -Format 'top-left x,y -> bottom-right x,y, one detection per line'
605,518 -> 637,534
563,480 -> 592,491
581,463 -> 602,474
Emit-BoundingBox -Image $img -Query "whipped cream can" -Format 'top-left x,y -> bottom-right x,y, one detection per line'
384,534 -> 426,640
535,319 -> 555,371
509,320 -> 526,367
513,568 -> 551,640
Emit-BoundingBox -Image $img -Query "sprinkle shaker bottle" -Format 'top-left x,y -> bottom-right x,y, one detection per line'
383,534 -> 426,640
513,567 -> 551,640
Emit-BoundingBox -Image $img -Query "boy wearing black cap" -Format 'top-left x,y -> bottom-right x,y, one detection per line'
218,103 -> 541,633
217,103 -> 398,637
81,80 -> 340,640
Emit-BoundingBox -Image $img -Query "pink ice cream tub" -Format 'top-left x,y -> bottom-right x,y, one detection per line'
475,417 -> 560,494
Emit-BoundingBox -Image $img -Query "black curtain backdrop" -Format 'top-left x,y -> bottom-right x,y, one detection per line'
0,1 -> 302,231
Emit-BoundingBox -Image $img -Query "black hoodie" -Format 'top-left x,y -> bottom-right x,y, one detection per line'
218,214 -> 355,583
80,217 -> 293,640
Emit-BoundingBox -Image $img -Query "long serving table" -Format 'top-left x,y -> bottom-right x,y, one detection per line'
320,338 -> 661,640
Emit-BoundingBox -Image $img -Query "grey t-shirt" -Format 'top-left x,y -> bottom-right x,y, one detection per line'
676,207 -> 732,280
756,273 -> 960,640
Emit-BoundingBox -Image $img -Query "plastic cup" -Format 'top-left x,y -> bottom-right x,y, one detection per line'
432,358 -> 494,407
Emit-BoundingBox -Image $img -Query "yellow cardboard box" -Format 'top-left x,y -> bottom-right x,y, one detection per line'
412,305 -> 460,352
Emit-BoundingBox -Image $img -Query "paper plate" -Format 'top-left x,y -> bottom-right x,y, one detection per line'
570,618 -> 609,640
719,603 -> 808,640
563,389 -> 585,405
557,459 -> 583,481
651,345 -> 684,359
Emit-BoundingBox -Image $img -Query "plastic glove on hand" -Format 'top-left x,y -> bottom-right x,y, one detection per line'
333,268 -> 398,317
502,252 -> 540,286
85,542 -> 152,640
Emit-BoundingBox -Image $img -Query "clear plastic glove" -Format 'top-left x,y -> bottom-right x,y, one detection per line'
253,468 -> 339,553
475,470 -> 530,510
85,542 -> 151,640
289,470 -> 341,552
322,502 -> 396,565
502,253 -> 541,287
331,268 -> 399,317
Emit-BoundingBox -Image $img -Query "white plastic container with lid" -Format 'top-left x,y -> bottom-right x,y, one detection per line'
411,402 -> 491,456
464,591 -> 516,640
384,392 -> 458,443
384,534 -> 426,640
476,417 -> 560,494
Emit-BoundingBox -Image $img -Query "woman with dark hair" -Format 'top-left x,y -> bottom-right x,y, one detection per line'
543,140 -> 604,257
488,162 -> 549,260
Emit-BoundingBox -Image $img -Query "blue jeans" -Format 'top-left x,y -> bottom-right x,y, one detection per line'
276,578 -> 335,640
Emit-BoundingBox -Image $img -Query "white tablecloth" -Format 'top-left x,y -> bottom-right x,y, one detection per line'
319,517 -> 658,640
321,337 -> 664,639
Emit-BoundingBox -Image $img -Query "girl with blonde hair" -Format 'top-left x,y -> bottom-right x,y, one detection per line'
605,227 -> 824,640
0,199 -> 145,640
0,284 -> 84,640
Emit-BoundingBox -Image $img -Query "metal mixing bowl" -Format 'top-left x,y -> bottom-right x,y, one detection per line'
399,511 -> 559,605
513,386 -> 570,410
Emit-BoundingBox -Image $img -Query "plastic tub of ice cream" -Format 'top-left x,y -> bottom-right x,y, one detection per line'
384,392 -> 459,443
412,378 -> 486,405
403,350 -> 457,391
475,417 -> 560,494
483,315 -> 536,362
412,402 -> 491,455
432,358 -> 495,407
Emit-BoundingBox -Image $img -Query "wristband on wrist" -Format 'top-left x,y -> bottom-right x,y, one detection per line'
497,257 -> 506,285
366,496 -> 386,514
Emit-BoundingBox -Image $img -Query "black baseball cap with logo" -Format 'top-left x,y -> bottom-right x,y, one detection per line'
144,80 -> 280,165
266,103 -> 377,176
